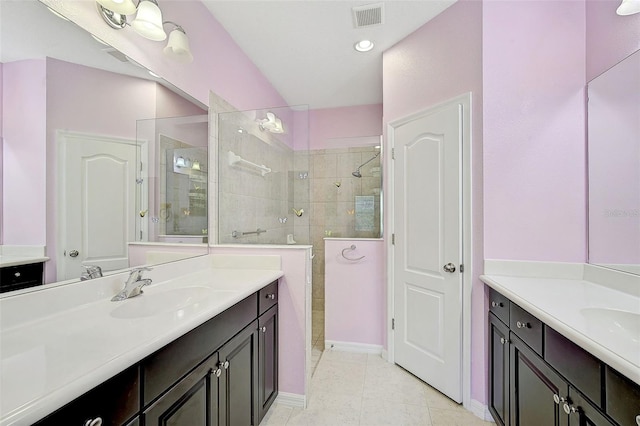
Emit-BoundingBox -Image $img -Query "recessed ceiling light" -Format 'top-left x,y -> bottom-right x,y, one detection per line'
354,40 -> 374,52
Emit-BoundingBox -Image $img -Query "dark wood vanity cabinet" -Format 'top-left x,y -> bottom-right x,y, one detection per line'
34,281 -> 279,426
487,287 -> 637,426
0,262 -> 44,293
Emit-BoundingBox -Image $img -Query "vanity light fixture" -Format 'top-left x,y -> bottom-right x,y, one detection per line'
163,22 -> 193,63
616,0 -> 640,15
258,112 -> 285,134
354,39 -> 374,52
131,0 -> 166,41
96,0 -> 193,62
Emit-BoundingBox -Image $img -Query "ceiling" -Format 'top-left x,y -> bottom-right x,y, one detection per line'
201,1 -> 457,109
1,1 -> 456,111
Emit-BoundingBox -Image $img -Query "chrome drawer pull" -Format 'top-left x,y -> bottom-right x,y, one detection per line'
266,293 -> 276,300
516,321 -> 531,329
491,301 -> 504,308
84,418 -> 103,426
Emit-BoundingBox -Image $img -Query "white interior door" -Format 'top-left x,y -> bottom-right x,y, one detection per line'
391,100 -> 464,403
58,132 -> 139,281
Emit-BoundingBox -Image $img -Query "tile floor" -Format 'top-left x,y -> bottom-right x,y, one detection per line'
261,350 -> 495,426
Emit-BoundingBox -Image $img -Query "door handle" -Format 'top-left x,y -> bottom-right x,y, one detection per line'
443,263 -> 456,273
69,250 -> 79,258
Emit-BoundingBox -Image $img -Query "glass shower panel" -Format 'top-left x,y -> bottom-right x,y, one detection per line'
136,114 -> 209,244
218,106 -> 310,245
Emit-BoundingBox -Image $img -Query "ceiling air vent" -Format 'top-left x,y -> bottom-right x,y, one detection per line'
352,3 -> 384,28
102,47 -> 129,63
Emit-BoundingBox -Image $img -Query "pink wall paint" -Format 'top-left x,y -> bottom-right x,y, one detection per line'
586,0 -> 640,81
211,245 -> 310,396
2,60 -> 47,246
309,104 -> 382,150
43,0 -> 287,111
324,239 -> 385,346
383,0 -> 485,403
483,1 -> 587,263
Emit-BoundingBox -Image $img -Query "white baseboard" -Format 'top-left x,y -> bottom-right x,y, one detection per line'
325,340 -> 383,355
381,349 -> 389,361
469,399 -> 494,422
275,392 -> 306,408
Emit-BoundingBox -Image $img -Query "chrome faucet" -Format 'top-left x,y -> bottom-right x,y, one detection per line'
80,265 -> 103,281
111,267 -> 153,301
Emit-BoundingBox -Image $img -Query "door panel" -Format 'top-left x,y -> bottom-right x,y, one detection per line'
58,132 -> 139,281
392,100 -> 464,402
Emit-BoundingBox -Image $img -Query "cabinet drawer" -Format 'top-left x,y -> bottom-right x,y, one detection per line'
489,288 -> 510,325
605,366 -> 640,426
34,365 -> 139,426
509,303 -> 543,355
0,262 -> 44,293
259,280 -> 278,315
545,327 -> 602,407
142,292 -> 257,406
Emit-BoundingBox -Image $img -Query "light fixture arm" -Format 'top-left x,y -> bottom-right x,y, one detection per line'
163,21 -> 187,35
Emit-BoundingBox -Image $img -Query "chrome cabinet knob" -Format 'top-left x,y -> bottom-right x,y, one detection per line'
266,293 -> 276,300
516,321 -> 531,329
223,360 -> 230,369
491,301 -> 503,308
443,263 -> 456,273
553,394 -> 567,405
563,403 -> 578,415
84,418 -> 103,426
500,337 -> 507,345
14,272 -> 21,278
213,368 -> 222,377
635,414 -> 640,426
261,326 -> 267,333
69,250 -> 79,258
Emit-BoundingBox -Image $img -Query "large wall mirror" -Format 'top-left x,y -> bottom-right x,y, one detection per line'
587,49 -> 640,276
0,0 -> 209,288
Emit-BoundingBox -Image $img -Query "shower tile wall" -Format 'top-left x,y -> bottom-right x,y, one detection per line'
308,146 -> 382,348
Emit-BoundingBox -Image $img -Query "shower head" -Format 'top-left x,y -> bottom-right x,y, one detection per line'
351,151 -> 380,179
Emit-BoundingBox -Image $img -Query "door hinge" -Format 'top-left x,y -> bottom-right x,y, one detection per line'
392,234 -> 395,245
460,264 -> 464,273
392,318 -> 395,330
391,148 -> 395,160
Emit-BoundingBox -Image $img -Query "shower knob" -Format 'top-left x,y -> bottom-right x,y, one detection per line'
443,263 -> 456,273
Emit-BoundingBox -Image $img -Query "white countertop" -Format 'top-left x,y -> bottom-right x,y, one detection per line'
481,274 -> 640,385
0,255 -> 49,268
0,266 -> 283,425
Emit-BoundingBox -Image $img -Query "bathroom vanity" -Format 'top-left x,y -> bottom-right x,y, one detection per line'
482,269 -> 640,426
0,256 -> 283,426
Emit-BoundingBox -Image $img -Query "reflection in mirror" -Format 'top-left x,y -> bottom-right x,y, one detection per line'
0,0 -> 209,290
217,106 -> 310,245
136,115 -> 209,244
588,49 -> 640,275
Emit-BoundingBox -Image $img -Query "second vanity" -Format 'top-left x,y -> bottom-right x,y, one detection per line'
0,254 -> 284,426
481,262 -> 640,426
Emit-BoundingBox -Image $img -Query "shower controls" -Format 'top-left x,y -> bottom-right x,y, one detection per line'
443,263 -> 456,273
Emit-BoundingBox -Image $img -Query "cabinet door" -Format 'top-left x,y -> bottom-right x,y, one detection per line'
510,334 -> 569,426
489,312 -> 510,426
258,305 -> 278,423
566,387 -> 616,426
144,353 -> 219,426
218,321 -> 259,426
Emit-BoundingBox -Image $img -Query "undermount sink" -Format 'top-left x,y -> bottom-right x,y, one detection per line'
110,286 -> 231,319
580,307 -> 640,343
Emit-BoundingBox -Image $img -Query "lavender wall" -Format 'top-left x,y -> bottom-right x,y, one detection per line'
309,104 -> 382,150
586,0 -> 640,81
42,0 -> 287,111
325,239 -> 385,346
2,60 -> 47,246
382,0 -> 484,402
483,0 -> 587,263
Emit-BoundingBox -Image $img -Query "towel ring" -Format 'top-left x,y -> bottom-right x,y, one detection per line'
341,244 -> 365,261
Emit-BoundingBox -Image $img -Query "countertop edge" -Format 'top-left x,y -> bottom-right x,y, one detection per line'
480,274 -> 640,386
0,257 -> 50,268
0,270 -> 283,426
